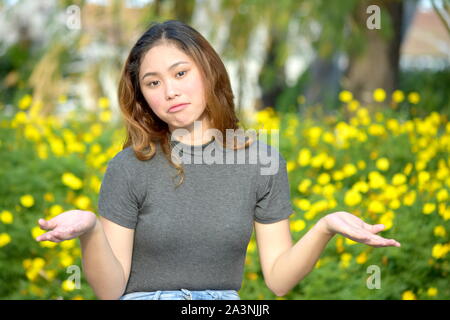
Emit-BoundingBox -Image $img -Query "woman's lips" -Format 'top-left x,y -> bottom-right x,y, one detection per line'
168,103 -> 189,113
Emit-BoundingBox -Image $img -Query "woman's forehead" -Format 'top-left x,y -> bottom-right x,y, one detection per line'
140,45 -> 194,74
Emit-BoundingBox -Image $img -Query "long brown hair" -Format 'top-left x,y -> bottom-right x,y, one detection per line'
118,20 -> 256,188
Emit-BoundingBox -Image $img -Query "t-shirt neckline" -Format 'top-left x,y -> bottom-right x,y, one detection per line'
170,137 -> 216,156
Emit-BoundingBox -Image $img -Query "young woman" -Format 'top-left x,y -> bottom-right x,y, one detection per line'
35,20 -> 401,300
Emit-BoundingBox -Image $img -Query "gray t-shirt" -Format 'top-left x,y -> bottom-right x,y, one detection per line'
97,137 -> 294,294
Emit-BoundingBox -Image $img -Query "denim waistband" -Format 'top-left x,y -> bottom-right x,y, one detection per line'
119,288 -> 241,300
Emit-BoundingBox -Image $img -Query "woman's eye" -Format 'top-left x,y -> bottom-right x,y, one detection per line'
147,71 -> 187,88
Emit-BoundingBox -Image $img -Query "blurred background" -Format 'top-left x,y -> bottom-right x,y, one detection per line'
0,0 -> 449,300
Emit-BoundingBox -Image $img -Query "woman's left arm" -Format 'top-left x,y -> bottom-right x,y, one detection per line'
268,211 -> 401,296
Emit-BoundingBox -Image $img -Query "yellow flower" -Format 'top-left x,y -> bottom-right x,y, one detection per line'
297,179 -> 312,193
342,163 -> 357,177
339,253 -> 352,268
344,189 -> 362,207
373,88 -> 386,102
44,192 -> 55,202
376,158 -> 390,171
59,251 -> 74,267
90,175 -> 102,194
322,132 -> 334,145
353,181 -> 369,193
423,203 -> 436,215
368,200 -> 386,214
0,233 -> 12,247
332,170 -> 345,181
356,251 -> 368,264
62,279 -> 76,292
31,226 -> 45,240
436,189 -> 448,202
49,204 -> 64,218
403,163 -> 413,176
98,96 -> 110,109
347,100 -> 360,112
291,219 -> 306,232
432,243 -> 449,259
0,210 -> 13,224
294,198 -> 311,211
297,148 -> 312,167
18,94 -> 33,110
323,157 -> 335,170
317,173 -> 331,185
392,90 -> 405,103
20,194 -> 35,208
74,195 -> 91,210
90,123 -> 103,137
408,92 -> 420,104
389,199 -> 401,210
339,90 -> 353,103
24,257 -> 46,281
403,190 -> 416,206
246,272 -> 258,281
336,237 -> 344,253
49,137 -> 65,156
40,240 -> 58,248
433,225 -> 446,238
62,172 -> 83,190
286,161 -> 296,172
315,258 -> 323,269
13,111 -> 28,125
379,212 -> 393,230
100,110 -> 112,122
247,240 -> 256,253
368,171 -> 386,189
357,160 -> 366,170
392,173 -> 407,185
402,290 -> 416,300
36,143 -> 48,160
427,287 -> 438,297
322,185 -> 336,198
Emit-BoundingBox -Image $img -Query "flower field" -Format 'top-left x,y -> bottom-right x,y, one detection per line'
0,90 -> 449,299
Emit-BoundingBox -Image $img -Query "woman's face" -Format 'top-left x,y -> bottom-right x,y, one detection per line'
139,43 -> 208,133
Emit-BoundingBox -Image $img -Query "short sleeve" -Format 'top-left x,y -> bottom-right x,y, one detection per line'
97,158 -> 140,229
254,152 -> 295,224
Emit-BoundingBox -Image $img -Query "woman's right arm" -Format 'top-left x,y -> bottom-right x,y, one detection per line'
79,216 -> 134,300
36,210 -> 134,300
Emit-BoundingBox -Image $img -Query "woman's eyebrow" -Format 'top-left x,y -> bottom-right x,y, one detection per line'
141,61 -> 190,80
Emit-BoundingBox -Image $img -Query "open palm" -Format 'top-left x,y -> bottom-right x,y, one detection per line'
35,210 -> 97,243
323,211 -> 401,248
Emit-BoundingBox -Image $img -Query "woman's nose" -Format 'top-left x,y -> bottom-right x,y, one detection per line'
165,81 -> 180,100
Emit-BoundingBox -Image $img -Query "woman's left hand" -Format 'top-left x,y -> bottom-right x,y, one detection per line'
321,211 -> 401,248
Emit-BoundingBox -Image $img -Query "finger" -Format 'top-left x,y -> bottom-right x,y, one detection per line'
363,222 -> 385,234
368,234 -> 401,247
36,231 -> 61,242
38,218 -> 56,231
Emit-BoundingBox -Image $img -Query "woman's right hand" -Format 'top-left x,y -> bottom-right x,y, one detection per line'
35,210 -> 97,243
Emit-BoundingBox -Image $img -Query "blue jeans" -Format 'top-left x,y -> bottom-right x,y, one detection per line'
119,288 -> 241,300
